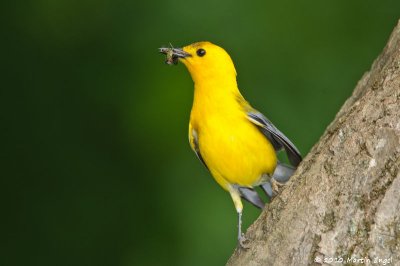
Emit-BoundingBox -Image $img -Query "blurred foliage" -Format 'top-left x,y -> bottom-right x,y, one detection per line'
1,0 -> 399,265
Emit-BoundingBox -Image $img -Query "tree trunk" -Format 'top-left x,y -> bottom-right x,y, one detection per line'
227,20 -> 400,266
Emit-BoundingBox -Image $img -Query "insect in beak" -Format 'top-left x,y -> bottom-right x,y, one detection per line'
159,45 -> 191,65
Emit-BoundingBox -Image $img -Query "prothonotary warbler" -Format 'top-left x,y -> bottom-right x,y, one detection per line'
159,42 -> 302,248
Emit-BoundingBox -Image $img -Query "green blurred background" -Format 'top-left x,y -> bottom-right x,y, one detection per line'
2,0 -> 399,265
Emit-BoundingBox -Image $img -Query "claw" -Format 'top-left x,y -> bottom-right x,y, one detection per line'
238,234 -> 250,249
271,178 -> 285,195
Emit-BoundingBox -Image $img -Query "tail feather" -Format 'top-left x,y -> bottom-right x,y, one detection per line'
238,187 -> 265,209
272,162 -> 295,183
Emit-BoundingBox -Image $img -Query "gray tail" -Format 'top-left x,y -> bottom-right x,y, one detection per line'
238,187 -> 265,209
272,162 -> 295,183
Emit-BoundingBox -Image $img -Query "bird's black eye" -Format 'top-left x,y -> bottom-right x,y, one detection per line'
196,48 -> 206,57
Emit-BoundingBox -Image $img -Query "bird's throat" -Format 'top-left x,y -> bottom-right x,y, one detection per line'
191,80 -> 243,119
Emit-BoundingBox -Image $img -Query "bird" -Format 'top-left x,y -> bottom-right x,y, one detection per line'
159,42 -> 302,248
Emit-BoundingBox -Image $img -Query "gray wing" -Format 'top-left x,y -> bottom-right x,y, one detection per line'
247,111 -> 302,167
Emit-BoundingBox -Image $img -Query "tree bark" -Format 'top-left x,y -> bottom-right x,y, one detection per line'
227,20 -> 400,266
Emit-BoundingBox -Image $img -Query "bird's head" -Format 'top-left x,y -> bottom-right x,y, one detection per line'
160,42 -> 237,83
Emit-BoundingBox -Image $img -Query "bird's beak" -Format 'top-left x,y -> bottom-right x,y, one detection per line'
159,47 -> 191,58
159,47 -> 191,65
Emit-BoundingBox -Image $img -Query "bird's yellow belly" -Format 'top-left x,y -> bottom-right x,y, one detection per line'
198,115 -> 277,190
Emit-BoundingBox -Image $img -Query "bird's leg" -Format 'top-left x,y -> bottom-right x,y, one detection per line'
229,188 -> 249,249
237,211 -> 249,248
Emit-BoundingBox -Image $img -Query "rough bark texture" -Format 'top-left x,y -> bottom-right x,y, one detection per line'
228,20 -> 400,266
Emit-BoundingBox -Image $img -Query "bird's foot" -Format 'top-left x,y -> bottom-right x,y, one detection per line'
238,234 -> 250,249
271,179 -> 285,195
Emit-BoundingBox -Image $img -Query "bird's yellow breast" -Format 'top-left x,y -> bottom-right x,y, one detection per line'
190,88 -> 277,190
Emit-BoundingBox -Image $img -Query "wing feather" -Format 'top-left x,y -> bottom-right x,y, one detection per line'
247,111 -> 302,167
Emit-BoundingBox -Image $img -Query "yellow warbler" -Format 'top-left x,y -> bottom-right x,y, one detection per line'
160,42 -> 302,247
